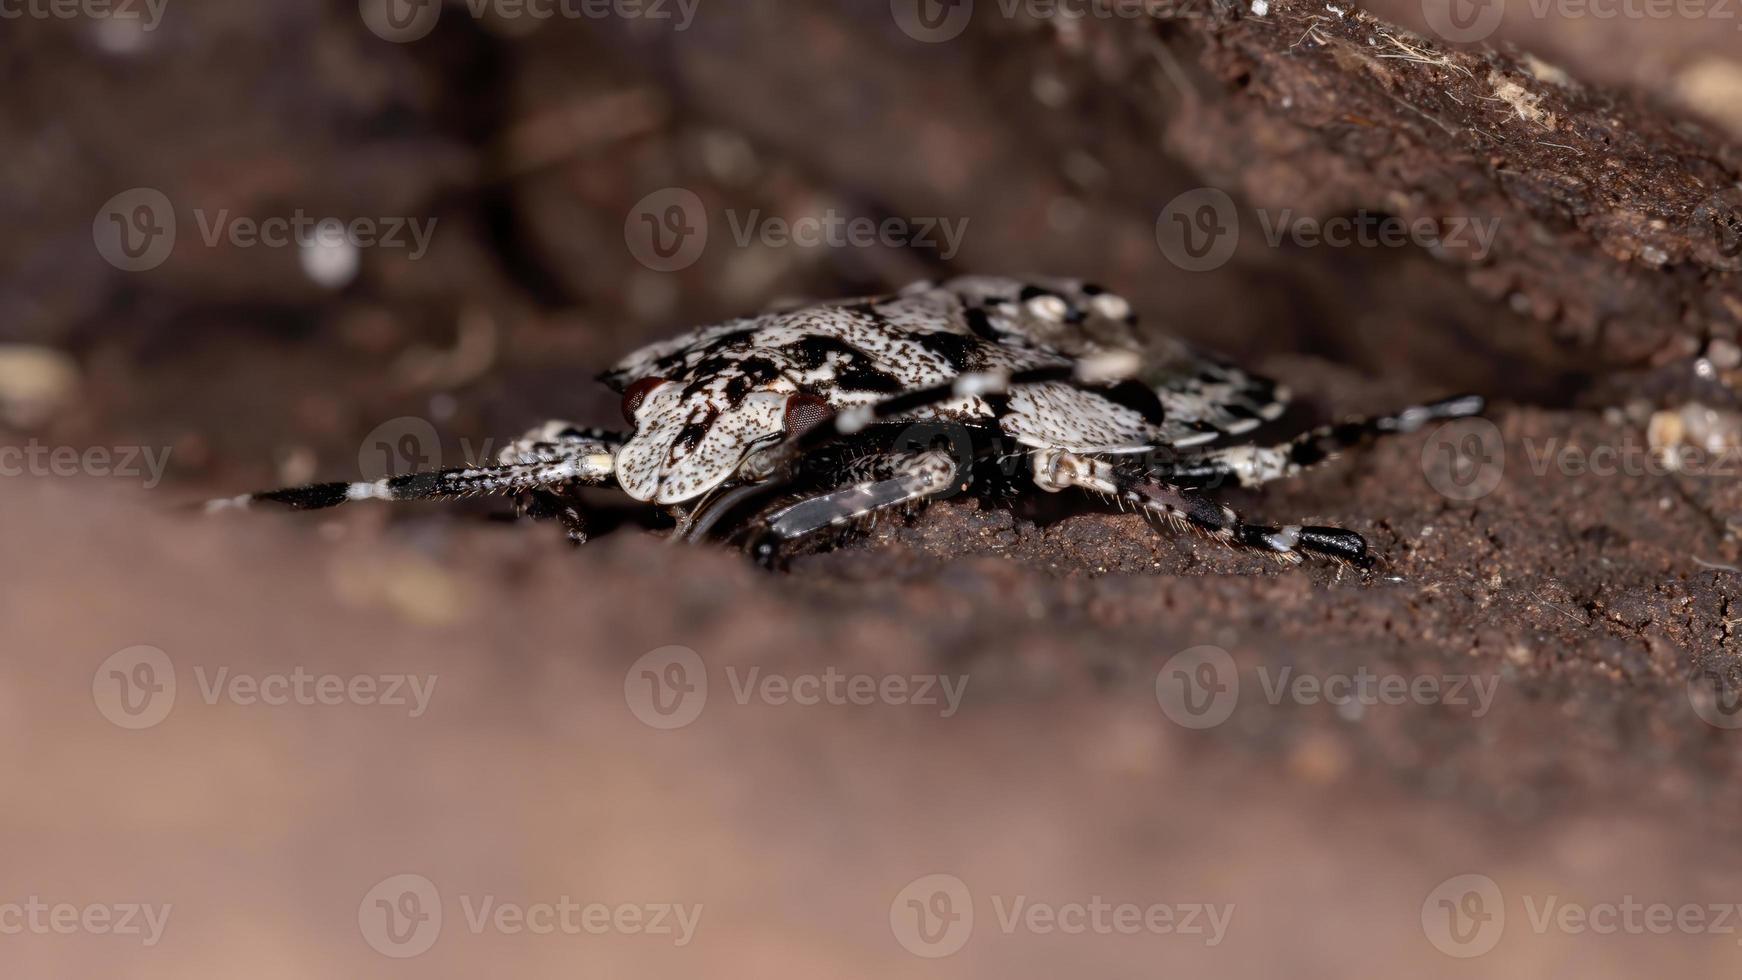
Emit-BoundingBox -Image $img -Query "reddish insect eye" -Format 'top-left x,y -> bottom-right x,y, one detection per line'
783,393 -> 833,438
621,377 -> 669,425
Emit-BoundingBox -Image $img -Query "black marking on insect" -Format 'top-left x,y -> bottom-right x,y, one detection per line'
205,276 -> 1484,567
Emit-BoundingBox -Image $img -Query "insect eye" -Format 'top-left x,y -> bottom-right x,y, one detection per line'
620,377 -> 669,425
783,393 -> 833,438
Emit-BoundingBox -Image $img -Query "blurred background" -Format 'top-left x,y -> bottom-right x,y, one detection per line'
4,0 -> 1742,976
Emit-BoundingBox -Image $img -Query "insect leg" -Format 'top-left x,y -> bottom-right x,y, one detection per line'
1153,395 -> 1485,489
1032,448 -> 1370,564
745,449 -> 967,567
514,489 -> 593,543
204,450 -> 617,516
498,424 -> 628,543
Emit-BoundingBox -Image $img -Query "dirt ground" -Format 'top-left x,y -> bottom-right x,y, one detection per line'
4,0 -> 1742,976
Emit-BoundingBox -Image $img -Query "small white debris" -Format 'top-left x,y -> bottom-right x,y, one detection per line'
92,16 -> 153,55
299,219 -> 361,290
1250,0 -> 1268,16
1488,71 -> 1558,129
204,495 -> 253,514
0,344 -> 80,428
1705,338 -> 1741,370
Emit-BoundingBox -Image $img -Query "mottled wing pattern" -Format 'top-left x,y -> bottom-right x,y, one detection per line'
1141,335 -> 1292,448
602,276 -> 1290,502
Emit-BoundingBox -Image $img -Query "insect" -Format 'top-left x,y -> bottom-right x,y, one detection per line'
207,276 -> 1483,567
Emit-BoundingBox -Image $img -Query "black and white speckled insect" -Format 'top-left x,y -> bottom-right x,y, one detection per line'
208,277 -> 1483,566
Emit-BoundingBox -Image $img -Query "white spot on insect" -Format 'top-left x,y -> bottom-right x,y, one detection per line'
1090,293 -> 1132,321
1026,295 -> 1070,322
348,480 -> 390,501
837,406 -> 876,435
955,372 -> 1012,398
1073,349 -> 1140,384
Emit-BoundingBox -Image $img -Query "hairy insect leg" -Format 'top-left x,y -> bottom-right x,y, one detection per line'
746,449 -> 966,568
496,424 -> 627,543
205,454 -> 616,515
514,489 -> 592,544
1032,448 -> 1369,565
1154,395 -> 1485,490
